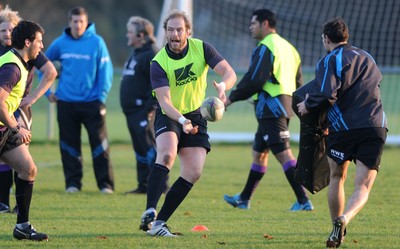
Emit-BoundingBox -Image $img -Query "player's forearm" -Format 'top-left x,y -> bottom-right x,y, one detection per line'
154,87 -> 182,122
31,74 -> 57,104
28,65 -> 58,104
228,72 -> 262,103
0,106 -> 17,128
213,60 -> 237,91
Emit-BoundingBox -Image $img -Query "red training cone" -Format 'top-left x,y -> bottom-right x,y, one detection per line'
191,225 -> 209,231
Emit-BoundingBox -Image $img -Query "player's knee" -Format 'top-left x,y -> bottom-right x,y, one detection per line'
330,168 -> 346,180
270,141 -> 290,155
27,164 -> 37,179
17,164 -> 37,181
161,153 -> 175,166
185,171 -> 202,183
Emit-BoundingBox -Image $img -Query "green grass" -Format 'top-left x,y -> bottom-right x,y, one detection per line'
0,143 -> 399,248
2,71 -> 397,247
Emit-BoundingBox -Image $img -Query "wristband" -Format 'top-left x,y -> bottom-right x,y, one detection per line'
219,81 -> 226,92
178,116 -> 187,125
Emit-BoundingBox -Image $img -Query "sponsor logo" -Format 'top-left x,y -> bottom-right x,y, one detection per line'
122,60 -> 137,76
140,120 -> 148,127
60,53 -> 91,60
330,149 -> 345,160
174,63 -> 197,86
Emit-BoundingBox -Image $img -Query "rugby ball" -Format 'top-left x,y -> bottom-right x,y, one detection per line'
200,96 -> 224,122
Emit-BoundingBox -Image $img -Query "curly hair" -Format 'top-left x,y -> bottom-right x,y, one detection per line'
0,5 -> 22,26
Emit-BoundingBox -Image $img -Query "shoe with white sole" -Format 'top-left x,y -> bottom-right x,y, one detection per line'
147,223 -> 177,237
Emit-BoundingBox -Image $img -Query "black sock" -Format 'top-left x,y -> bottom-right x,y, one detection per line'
14,175 -> 33,224
157,177 -> 193,222
0,167 -> 13,206
146,163 -> 169,210
283,160 -> 308,204
241,163 -> 266,200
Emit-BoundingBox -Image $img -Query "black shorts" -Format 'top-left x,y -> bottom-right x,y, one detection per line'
253,117 -> 291,154
154,108 -> 211,153
327,128 -> 387,170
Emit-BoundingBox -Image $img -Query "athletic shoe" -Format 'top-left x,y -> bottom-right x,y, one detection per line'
326,216 -> 347,248
289,200 -> 314,211
147,223 -> 177,237
65,186 -> 80,193
223,193 -> 250,209
125,188 -> 146,194
139,208 -> 157,231
0,203 -> 10,213
13,225 -> 48,241
100,188 -> 114,194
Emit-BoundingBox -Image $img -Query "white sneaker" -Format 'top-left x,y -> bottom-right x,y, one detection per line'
66,186 -> 80,193
100,188 -> 114,194
147,223 -> 177,237
139,208 -> 157,231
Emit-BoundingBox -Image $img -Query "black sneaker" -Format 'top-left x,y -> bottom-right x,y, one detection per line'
0,203 -> 10,213
125,188 -> 146,194
13,225 -> 48,241
139,208 -> 157,231
326,216 -> 346,248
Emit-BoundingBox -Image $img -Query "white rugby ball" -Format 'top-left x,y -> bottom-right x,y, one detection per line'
200,96 -> 224,122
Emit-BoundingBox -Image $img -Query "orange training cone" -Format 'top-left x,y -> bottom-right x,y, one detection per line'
191,225 -> 209,231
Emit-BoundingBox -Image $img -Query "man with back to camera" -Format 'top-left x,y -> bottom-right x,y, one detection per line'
297,17 -> 387,248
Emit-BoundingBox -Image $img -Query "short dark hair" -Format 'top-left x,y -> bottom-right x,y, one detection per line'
323,17 -> 349,43
11,20 -> 44,49
68,6 -> 88,21
252,9 -> 276,28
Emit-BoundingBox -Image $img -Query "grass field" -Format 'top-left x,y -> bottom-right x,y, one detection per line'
1,71 -> 398,247
0,142 -> 399,248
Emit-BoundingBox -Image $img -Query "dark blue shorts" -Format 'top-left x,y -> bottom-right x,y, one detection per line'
327,127 -> 387,170
253,117 -> 291,154
154,108 -> 211,153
